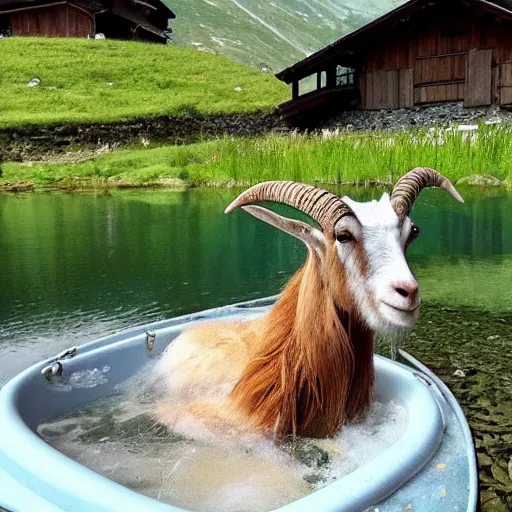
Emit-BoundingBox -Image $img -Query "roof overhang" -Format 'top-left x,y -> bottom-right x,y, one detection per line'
110,7 -> 168,39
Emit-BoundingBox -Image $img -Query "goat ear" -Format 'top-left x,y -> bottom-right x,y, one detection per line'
241,205 -> 326,252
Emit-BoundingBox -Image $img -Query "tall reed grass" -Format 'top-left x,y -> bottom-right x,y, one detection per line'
204,124 -> 512,186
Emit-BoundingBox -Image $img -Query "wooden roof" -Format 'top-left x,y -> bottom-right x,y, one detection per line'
276,0 -> 512,83
0,0 -> 175,18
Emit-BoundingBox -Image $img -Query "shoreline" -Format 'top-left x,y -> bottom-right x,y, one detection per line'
0,177 -> 396,194
1,176 -> 508,195
2,123 -> 511,194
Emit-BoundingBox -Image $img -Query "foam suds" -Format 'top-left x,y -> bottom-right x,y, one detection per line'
39,381 -> 408,512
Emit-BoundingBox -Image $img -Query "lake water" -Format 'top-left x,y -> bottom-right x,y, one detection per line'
1,187 -> 511,509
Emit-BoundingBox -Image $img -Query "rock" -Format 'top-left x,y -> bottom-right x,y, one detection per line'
478,452 -> 493,467
302,472 -> 325,485
27,78 -> 40,87
491,461 -> 512,491
456,175 -> 502,187
233,86 -> 243,92
487,335 -> 501,340
292,441 -> 330,468
94,33 -> 105,39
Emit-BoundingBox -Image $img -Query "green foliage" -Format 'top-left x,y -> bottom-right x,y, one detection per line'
4,125 -> 512,189
0,38 -> 289,128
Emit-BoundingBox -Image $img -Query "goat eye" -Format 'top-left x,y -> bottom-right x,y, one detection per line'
410,225 -> 420,239
336,231 -> 354,244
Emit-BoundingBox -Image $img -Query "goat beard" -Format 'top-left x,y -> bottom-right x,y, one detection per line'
228,248 -> 375,439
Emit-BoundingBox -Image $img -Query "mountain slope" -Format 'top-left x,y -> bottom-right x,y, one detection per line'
169,0 -> 405,72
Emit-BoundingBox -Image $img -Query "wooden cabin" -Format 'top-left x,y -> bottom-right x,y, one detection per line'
276,0 -> 512,124
0,0 -> 175,43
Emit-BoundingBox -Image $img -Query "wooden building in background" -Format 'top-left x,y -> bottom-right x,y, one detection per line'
0,0 -> 175,43
276,0 -> 512,123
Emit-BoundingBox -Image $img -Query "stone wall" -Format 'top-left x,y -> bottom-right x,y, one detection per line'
0,111 -> 286,161
324,102 -> 512,131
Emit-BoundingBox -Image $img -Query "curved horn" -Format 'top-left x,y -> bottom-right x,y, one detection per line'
224,181 -> 351,232
391,167 -> 464,218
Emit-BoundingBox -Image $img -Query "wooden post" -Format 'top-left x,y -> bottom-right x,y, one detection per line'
326,65 -> 337,89
292,81 -> 299,100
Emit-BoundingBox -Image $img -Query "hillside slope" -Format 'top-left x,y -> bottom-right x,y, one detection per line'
169,0 -> 405,72
0,38 -> 288,128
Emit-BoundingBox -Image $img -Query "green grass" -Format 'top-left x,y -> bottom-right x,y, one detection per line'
204,124 -> 512,185
0,38 -> 289,128
3,124 -> 512,189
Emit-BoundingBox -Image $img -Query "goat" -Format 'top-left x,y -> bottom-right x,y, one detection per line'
154,168 -> 463,439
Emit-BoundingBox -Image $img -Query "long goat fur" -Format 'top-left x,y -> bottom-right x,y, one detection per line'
229,246 -> 374,438
157,243 -> 374,439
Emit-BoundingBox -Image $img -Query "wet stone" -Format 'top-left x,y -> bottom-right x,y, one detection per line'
290,440 -> 330,468
77,412 -> 183,444
302,472 -> 331,486
456,175 -> 502,187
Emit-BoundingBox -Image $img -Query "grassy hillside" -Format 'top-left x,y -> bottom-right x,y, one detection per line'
0,38 -> 289,128
169,0 -> 405,72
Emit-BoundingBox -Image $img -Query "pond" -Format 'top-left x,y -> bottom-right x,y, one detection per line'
0,187 -> 511,510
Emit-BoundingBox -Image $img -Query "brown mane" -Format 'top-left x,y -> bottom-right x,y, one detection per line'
228,246 -> 374,438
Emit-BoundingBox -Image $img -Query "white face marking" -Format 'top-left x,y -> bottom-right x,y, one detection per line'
336,193 -> 420,333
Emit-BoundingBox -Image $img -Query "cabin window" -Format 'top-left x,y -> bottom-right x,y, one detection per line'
298,75 -> 317,96
336,66 -> 354,87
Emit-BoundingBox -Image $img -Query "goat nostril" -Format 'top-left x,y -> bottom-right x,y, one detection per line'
396,287 -> 409,298
393,282 -> 418,300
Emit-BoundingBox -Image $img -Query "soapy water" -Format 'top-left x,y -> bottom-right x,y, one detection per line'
39,375 -> 408,512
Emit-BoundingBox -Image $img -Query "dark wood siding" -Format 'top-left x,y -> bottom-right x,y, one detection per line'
10,4 -> 92,37
414,83 -> 465,104
358,5 -> 512,109
414,54 -> 466,84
